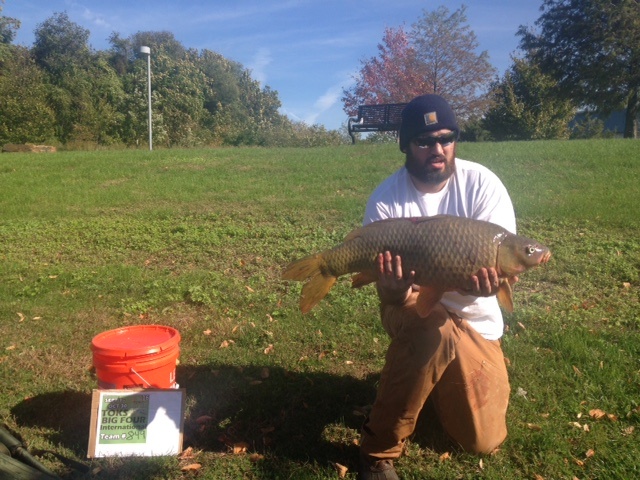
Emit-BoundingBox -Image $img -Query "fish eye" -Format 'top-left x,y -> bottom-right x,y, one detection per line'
525,245 -> 536,255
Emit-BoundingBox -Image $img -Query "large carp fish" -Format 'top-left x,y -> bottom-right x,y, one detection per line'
282,215 -> 551,317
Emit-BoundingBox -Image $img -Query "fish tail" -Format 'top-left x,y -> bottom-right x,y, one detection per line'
282,254 -> 337,313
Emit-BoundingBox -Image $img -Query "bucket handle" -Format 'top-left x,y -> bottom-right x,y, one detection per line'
130,367 -> 153,388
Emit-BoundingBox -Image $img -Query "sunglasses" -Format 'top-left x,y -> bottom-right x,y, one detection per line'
413,132 -> 457,148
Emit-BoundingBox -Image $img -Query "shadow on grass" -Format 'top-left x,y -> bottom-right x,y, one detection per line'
9,364 -> 453,478
180,363 -> 376,473
11,390 -> 93,452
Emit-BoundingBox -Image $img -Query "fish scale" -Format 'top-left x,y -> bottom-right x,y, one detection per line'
283,215 -> 550,317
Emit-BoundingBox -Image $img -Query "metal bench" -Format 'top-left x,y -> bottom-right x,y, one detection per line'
347,103 -> 407,144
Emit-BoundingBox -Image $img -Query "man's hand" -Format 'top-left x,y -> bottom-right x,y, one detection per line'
459,268 -> 518,297
375,251 -> 416,305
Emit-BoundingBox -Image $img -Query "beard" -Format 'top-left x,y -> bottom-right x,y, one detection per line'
404,146 -> 456,186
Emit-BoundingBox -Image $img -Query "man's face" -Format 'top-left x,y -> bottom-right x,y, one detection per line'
404,129 -> 457,190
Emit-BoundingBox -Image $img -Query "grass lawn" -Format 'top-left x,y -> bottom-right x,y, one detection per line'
0,140 -> 638,479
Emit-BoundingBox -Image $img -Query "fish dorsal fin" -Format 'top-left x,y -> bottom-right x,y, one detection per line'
496,279 -> 514,313
348,216 -> 450,242
347,216 -> 446,241
416,286 -> 445,318
343,225 -> 366,242
351,272 -> 378,289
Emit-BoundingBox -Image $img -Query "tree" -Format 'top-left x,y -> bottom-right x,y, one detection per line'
343,5 -> 496,122
410,5 -> 496,120
342,26 -> 422,114
32,11 -> 91,76
0,0 -> 20,45
518,0 -> 640,138
483,57 -> 575,140
32,12 -> 127,145
0,46 -> 55,144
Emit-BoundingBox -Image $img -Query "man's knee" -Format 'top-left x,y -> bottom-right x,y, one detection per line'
461,428 -> 507,454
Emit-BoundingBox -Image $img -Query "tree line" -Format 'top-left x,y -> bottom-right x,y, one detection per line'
343,1 -> 639,141
0,9 -> 346,149
1,1 -> 638,149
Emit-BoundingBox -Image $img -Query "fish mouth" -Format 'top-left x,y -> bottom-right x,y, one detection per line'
540,251 -> 552,264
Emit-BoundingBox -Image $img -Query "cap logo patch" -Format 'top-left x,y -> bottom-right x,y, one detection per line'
424,111 -> 438,126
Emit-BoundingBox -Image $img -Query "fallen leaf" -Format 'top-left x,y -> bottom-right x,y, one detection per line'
178,447 -> 195,459
585,448 -> 595,458
180,463 -> 202,471
5,345 -> 15,351
622,282 -> 631,289
516,387 -> 528,400
249,453 -> 264,462
526,423 -> 542,431
607,413 -> 618,421
622,426 -> 635,436
478,458 -> 484,469
263,344 -> 274,355
245,285 -> 255,293
439,452 -> 451,462
17,312 -> 25,322
333,462 -> 348,478
572,365 -> 583,377
233,442 -> 249,454
574,458 -> 584,467
589,409 -> 606,420
220,340 -> 230,349
203,329 -> 212,335
534,475 -> 545,480
517,321 -> 526,330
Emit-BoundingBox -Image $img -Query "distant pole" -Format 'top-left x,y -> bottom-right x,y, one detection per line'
140,46 -> 152,151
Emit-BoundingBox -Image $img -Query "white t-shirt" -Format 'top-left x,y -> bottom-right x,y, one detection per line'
363,159 -> 516,341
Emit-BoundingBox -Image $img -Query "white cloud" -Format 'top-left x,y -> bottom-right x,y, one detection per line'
303,85 -> 341,125
82,8 -> 110,29
248,47 -> 272,86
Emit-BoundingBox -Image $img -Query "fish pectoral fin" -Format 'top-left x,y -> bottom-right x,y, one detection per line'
351,272 -> 377,289
496,279 -> 514,313
416,287 -> 445,318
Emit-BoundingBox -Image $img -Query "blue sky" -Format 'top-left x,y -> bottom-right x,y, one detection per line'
4,0 -> 542,130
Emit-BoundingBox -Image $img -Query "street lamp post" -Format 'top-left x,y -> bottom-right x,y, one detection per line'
140,46 -> 152,151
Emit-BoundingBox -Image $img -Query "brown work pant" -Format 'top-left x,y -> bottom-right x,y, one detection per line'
360,293 -> 510,459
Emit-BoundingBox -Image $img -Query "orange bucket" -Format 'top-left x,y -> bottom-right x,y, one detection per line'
91,325 -> 180,389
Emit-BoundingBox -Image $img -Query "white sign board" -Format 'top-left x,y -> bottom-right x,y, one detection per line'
87,389 -> 185,458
